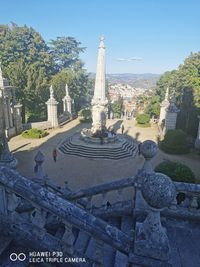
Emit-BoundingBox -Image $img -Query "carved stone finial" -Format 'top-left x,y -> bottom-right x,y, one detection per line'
135,172 -> 176,260
65,83 -> 69,96
139,140 -> 158,160
34,151 -> 45,164
99,36 -> 105,49
49,85 -> 54,98
141,172 -> 176,209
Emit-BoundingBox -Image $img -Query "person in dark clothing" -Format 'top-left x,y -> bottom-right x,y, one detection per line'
53,149 -> 57,162
121,124 -> 124,134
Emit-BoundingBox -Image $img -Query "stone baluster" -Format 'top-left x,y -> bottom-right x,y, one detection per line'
34,151 -> 48,185
102,192 -> 108,206
86,196 -> 93,210
7,191 -> 20,212
169,194 -> 178,210
62,222 -> 75,254
135,140 -> 158,210
31,208 -> 47,229
139,140 -> 158,176
117,188 -> 123,202
94,239 -> 104,266
189,195 -> 198,210
179,193 -> 190,207
134,172 -> 176,261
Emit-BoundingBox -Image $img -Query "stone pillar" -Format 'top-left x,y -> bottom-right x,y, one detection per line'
46,85 -> 58,128
0,133 -> 18,168
13,104 -> 23,134
3,98 -> 9,129
34,151 -> 48,185
6,98 -> 13,128
159,87 -> 169,125
195,115 -> 200,149
134,171 -> 176,261
62,83 -> 72,116
164,95 -> 179,134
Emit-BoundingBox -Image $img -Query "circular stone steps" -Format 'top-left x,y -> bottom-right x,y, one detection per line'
58,133 -> 138,160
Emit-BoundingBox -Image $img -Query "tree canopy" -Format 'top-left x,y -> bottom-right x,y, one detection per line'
0,23 -> 91,122
149,52 -> 200,137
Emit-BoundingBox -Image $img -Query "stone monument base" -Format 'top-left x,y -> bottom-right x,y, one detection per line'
81,128 -> 118,144
58,132 -> 138,160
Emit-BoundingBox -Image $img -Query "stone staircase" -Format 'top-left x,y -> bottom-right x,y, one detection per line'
58,134 -> 138,160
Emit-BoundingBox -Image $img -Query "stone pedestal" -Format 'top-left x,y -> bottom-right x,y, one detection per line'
135,209 -> 169,260
0,134 -> 18,168
134,142 -> 176,262
46,86 -> 58,128
195,116 -> 200,149
164,96 -> 179,134
13,104 -> 23,134
62,83 -> 72,116
159,88 -> 170,126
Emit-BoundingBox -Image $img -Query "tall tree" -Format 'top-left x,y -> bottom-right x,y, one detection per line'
154,52 -> 200,137
0,24 -> 53,122
49,37 -> 85,71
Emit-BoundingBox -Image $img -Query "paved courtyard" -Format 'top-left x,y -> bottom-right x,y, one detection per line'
8,119 -> 200,193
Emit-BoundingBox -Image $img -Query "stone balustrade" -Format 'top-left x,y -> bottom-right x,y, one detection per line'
0,166 -> 133,257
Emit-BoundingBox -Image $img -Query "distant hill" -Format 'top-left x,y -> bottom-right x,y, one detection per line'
89,73 -> 161,90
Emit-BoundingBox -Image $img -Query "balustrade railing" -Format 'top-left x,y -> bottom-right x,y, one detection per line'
0,166 -> 133,262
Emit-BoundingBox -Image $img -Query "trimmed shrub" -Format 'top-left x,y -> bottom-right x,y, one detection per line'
155,160 -> 196,205
22,128 -> 48,139
160,129 -> 190,154
155,161 -> 195,184
78,108 -> 92,123
136,114 -> 150,125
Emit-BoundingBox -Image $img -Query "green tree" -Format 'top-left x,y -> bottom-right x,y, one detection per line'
154,52 -> 200,137
49,37 -> 85,71
0,24 -> 53,122
51,68 -> 91,114
111,97 -> 123,118
136,113 -> 150,125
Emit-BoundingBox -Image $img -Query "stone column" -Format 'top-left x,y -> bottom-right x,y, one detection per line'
62,84 -> 72,116
164,95 -> 179,134
34,151 -> 48,185
46,85 -> 58,128
13,104 -> 23,134
3,98 -> 9,129
159,87 -> 169,125
195,115 -> 200,149
0,133 -> 18,168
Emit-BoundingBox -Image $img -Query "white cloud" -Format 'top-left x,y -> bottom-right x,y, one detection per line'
117,57 -> 142,62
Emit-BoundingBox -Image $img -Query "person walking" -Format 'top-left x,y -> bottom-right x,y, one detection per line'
121,124 -> 124,134
53,148 -> 57,162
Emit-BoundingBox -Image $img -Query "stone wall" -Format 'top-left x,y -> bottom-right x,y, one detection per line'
23,121 -> 52,131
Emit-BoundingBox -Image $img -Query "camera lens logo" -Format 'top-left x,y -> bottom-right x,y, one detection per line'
10,253 -> 26,262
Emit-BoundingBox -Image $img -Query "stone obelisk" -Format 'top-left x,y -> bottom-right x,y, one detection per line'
91,37 -> 108,135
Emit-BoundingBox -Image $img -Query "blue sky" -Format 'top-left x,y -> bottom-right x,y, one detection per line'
1,0 -> 200,74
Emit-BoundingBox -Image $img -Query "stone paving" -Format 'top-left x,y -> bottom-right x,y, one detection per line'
8,119 -> 200,192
